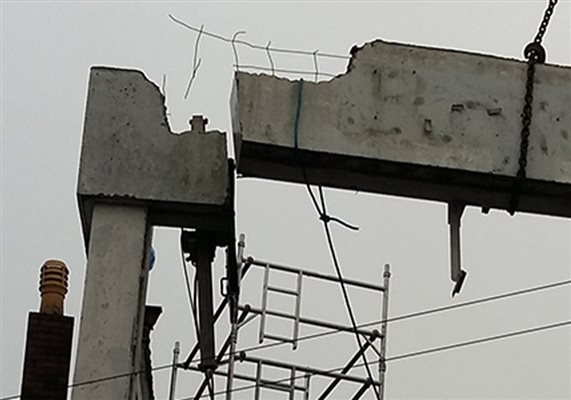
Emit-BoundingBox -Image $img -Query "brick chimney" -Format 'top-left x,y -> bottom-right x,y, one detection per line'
20,260 -> 74,400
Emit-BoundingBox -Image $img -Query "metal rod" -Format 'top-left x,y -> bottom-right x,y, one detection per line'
303,373 -> 311,400
243,356 -> 382,386
292,271 -> 303,350
192,308 -> 250,400
289,366 -> 296,400
187,365 -> 306,392
255,359 -> 262,400
168,341 -> 180,400
351,382 -> 371,400
247,258 -> 385,292
182,262 -> 252,367
196,236 -> 216,370
263,333 -> 294,343
226,233 -> 246,400
240,305 -> 378,338
318,333 -> 379,400
268,286 -> 298,296
379,264 -> 391,400
259,263 -> 270,343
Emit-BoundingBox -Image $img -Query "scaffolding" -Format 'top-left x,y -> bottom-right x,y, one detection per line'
177,234 -> 392,400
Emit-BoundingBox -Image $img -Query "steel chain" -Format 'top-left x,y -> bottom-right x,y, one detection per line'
510,0 -> 558,214
534,0 -> 559,43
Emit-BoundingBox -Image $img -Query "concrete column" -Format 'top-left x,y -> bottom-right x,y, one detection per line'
72,203 -> 151,400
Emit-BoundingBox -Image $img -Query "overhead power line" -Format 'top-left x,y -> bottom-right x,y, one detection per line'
184,319 -> 571,400
2,279 -> 568,400
0,363 -> 174,400
385,319 -> 571,362
244,276 -> 567,356
231,275 -> 571,356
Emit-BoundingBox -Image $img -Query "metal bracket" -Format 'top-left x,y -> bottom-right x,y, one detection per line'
448,202 -> 468,297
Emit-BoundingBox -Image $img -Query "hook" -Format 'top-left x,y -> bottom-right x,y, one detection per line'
231,30 -> 247,72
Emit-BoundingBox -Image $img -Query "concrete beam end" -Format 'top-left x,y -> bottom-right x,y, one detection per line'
78,67 -> 233,246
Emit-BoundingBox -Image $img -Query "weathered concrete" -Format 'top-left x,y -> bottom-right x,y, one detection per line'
232,40 -> 571,217
72,204 -> 151,400
78,67 -> 232,245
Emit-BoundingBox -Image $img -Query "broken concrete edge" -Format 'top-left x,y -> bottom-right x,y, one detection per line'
77,66 -> 236,250
231,39 -> 571,87
86,66 -> 228,137
346,39 -> 571,75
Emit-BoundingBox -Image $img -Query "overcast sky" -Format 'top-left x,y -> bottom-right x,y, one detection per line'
1,1 -> 570,399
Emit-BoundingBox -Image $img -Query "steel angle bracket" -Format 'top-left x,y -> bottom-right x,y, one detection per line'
448,202 -> 468,297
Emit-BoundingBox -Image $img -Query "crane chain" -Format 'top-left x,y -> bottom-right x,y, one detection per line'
509,0 -> 558,215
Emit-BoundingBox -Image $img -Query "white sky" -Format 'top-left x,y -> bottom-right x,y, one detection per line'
1,1 -> 570,399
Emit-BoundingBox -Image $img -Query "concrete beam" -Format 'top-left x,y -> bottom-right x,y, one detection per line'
78,67 -> 232,246
72,204 -> 151,400
232,40 -> 571,217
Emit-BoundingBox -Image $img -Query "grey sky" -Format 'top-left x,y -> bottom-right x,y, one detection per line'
1,1 -> 570,399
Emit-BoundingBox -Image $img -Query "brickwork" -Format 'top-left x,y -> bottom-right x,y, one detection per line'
21,312 -> 74,400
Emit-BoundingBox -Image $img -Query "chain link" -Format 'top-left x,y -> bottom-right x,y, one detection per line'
509,0 -> 559,214
534,0 -> 559,44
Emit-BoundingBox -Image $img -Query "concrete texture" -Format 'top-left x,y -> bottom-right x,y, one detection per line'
232,40 -> 571,217
78,67 -> 232,244
72,204 -> 151,400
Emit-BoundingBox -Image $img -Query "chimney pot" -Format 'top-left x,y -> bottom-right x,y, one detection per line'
39,259 -> 69,315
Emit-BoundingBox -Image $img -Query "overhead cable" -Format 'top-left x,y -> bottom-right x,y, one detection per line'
3,280 -> 568,400
292,78 -> 379,398
231,276 -> 571,356
184,319 -> 571,399
0,363 -> 174,400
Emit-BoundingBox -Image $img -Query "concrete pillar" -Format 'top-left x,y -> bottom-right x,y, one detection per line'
72,203 -> 151,400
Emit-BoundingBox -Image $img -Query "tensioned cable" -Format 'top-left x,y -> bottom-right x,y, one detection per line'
184,319 -> 571,399
180,276 -> 571,368
0,363 -> 174,400
171,277 -> 571,374
4,319 -> 567,400
3,280 -> 567,400
385,320 -> 571,362
292,78 -> 379,398
229,276 -> 571,357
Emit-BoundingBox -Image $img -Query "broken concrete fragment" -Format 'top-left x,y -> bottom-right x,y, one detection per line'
232,39 -> 571,218
78,67 -> 232,244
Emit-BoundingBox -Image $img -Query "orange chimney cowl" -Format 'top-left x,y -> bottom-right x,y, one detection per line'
39,260 -> 69,315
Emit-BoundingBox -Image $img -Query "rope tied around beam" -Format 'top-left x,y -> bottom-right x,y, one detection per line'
292,79 -> 359,231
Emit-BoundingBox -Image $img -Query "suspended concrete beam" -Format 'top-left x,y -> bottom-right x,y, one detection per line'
74,67 -> 233,399
232,40 -> 571,218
